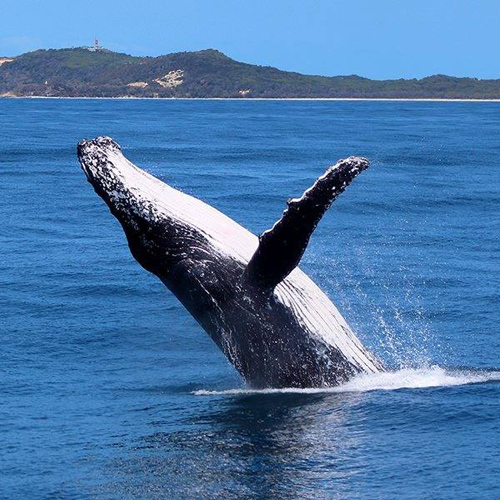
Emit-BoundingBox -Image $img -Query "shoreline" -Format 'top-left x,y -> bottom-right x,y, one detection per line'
1,95 -> 500,102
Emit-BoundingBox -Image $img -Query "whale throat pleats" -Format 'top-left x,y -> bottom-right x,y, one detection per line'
243,156 -> 370,290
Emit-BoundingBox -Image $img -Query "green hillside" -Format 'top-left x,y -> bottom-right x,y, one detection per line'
1,47 -> 500,99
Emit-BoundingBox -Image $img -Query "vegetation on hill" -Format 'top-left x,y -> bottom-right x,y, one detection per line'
1,47 -> 500,99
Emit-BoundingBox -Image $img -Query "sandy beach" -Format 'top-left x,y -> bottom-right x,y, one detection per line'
2,95 -> 500,102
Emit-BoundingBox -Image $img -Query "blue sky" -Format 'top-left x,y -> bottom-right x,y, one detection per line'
1,0 -> 499,79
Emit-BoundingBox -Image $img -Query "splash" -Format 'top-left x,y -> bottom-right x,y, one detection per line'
316,250 -> 439,369
194,367 -> 500,396
306,230 -> 448,371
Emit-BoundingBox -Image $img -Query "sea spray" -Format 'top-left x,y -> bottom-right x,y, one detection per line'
308,231 -> 448,371
194,367 -> 500,396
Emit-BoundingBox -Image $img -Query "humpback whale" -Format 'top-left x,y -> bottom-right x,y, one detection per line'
77,136 -> 384,388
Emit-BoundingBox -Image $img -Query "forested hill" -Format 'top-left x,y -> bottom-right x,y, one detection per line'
1,47 -> 500,99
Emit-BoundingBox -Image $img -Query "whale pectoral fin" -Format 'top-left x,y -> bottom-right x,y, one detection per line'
243,156 -> 369,290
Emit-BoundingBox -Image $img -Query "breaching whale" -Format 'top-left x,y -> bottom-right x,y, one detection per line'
77,136 -> 384,388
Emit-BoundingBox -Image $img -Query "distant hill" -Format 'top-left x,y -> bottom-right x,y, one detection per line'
1,47 -> 500,99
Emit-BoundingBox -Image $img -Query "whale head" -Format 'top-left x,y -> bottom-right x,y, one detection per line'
77,136 -> 251,280
77,136 -> 203,277
77,136 -> 147,230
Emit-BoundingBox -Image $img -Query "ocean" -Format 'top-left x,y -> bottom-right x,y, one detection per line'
1,99 -> 499,499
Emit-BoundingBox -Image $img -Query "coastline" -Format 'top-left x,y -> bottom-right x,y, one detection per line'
1,95 -> 500,102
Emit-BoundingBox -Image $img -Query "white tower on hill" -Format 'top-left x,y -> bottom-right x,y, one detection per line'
87,38 -> 103,52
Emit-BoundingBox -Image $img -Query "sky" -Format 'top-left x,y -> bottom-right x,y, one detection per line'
1,0 -> 499,80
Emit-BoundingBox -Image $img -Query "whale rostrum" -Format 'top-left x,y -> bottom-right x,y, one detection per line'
77,136 -> 384,388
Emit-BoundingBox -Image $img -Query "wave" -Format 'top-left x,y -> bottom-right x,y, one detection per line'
193,366 -> 500,396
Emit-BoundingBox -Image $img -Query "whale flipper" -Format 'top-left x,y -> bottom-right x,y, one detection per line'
243,156 -> 369,290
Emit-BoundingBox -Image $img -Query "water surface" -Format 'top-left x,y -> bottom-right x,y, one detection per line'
1,99 -> 499,498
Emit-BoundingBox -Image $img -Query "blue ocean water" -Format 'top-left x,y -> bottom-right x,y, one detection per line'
0,99 -> 499,499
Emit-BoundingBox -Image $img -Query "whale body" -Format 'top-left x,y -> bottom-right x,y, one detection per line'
77,136 -> 384,388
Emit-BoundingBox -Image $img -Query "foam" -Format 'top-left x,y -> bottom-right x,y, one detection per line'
193,367 -> 500,396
